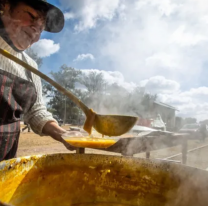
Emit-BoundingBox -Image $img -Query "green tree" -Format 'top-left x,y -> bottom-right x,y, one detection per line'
141,93 -> 157,113
25,48 -> 48,96
102,83 -> 129,114
44,65 -> 82,125
79,71 -> 107,111
124,87 -> 145,117
25,47 -> 43,68
80,71 -> 106,94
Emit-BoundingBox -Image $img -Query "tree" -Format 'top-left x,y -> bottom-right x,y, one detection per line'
25,47 -> 43,68
79,71 -> 107,112
102,83 -> 130,114
25,48 -> 48,96
80,71 -> 106,94
141,93 -> 157,113
44,65 -> 82,124
79,73 -> 157,118
124,87 -> 145,117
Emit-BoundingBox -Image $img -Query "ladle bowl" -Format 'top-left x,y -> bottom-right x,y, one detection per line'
93,114 -> 138,136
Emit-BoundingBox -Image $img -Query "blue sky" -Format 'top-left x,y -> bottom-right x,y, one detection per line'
31,0 -> 208,121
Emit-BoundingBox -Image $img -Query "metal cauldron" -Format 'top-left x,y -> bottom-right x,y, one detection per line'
0,154 -> 208,206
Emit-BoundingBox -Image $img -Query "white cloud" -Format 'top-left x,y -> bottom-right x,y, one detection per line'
81,69 -> 137,91
145,53 -> 178,69
90,0 -> 208,84
74,53 -> 95,62
32,39 -> 60,58
157,85 -> 208,121
59,0 -> 208,84
60,0 -> 120,31
170,25 -> 208,47
140,76 -> 180,94
182,87 -> 208,102
64,12 -> 75,20
135,0 -> 181,16
141,77 -> 208,121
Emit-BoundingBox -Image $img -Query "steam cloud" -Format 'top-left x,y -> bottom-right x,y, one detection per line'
55,0 -> 208,121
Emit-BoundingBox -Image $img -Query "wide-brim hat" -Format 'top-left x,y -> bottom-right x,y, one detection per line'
25,0 -> 65,33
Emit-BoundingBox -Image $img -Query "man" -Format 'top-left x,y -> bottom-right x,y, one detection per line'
0,0 -> 77,161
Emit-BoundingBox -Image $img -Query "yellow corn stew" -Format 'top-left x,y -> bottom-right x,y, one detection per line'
66,137 -> 116,149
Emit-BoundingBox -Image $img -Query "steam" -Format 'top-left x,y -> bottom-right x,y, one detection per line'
77,69 -> 208,121
53,0 -> 208,121
79,69 -> 142,116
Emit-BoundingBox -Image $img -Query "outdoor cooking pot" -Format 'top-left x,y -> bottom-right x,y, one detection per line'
0,154 -> 208,206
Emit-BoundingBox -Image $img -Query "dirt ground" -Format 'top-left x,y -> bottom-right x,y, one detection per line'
17,125 -> 208,170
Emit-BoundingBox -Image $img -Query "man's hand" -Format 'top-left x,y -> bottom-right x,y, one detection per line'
42,121 -> 83,151
62,140 -> 76,151
61,130 -> 84,151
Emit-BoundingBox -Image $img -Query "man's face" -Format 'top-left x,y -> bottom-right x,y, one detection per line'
2,2 -> 46,50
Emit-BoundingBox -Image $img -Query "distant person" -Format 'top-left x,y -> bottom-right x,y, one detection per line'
22,122 -> 31,132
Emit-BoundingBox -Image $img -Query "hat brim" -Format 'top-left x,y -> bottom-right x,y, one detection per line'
37,1 -> 65,33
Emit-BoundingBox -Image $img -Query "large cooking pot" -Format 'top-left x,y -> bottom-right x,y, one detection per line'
0,154 -> 208,206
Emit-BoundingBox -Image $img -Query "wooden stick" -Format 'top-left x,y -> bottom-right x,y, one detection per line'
0,48 -> 90,116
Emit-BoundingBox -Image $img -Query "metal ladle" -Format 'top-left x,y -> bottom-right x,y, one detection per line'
0,49 -> 138,136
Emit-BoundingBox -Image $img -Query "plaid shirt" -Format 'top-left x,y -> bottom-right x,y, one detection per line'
0,36 -> 57,135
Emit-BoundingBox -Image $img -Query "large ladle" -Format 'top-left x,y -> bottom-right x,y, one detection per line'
0,49 -> 138,136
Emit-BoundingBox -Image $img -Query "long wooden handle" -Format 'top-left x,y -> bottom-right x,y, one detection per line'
0,48 -> 90,116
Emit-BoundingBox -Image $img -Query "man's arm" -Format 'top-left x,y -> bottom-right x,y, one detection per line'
42,121 -> 76,151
